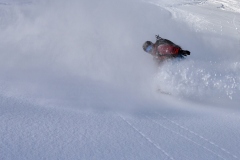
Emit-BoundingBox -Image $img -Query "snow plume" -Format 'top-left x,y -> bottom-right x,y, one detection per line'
152,22 -> 240,107
0,0 -> 239,110
143,0 -> 240,107
153,59 -> 240,105
0,0 -> 183,110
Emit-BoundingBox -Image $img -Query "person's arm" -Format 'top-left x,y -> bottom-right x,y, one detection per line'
155,35 -> 163,46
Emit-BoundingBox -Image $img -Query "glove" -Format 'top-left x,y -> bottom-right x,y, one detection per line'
179,50 -> 190,56
155,35 -> 162,40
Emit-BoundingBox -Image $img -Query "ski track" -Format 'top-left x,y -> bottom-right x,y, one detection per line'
118,115 -> 175,160
207,9 -> 240,36
119,112 -> 234,160
145,0 -> 207,8
167,1 -> 207,8
208,0 -> 240,13
155,112 -> 239,160
145,115 -> 228,160
153,0 -> 240,37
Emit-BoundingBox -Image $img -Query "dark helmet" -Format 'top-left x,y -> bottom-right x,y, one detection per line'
143,41 -> 154,53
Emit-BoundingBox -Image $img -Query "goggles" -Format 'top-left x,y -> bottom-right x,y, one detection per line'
146,45 -> 153,53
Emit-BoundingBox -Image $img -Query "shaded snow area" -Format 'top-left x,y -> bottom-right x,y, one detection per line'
0,0 -> 240,159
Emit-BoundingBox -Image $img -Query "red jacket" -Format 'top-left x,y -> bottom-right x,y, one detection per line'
151,38 -> 182,62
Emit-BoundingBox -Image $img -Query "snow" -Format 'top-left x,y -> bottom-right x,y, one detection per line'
0,0 -> 240,159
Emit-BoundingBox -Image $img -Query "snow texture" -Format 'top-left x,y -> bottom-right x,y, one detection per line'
0,0 -> 240,159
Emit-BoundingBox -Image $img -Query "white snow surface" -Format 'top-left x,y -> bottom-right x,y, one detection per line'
0,0 -> 240,159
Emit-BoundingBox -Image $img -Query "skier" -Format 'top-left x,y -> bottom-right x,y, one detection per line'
143,35 -> 190,64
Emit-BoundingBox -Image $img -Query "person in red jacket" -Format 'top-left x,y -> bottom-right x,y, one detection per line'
143,35 -> 190,63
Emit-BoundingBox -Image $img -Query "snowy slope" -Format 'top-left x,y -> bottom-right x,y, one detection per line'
0,0 -> 240,160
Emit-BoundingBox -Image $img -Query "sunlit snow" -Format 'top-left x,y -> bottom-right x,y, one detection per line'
0,0 -> 240,159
